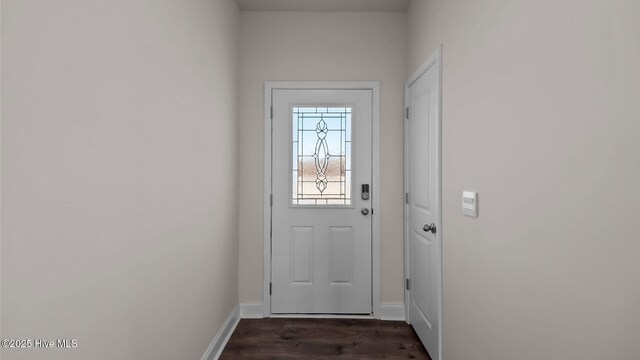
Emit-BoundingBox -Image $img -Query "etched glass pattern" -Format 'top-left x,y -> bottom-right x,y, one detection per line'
292,107 -> 352,205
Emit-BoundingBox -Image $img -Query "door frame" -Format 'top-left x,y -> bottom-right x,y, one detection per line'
404,48 -> 443,359
263,81 -> 381,318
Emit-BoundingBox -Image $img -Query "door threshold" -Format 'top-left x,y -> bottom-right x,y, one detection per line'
270,313 -> 374,319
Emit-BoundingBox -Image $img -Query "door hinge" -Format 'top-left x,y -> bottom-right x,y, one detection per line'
270,194 -> 273,206
405,192 -> 409,204
406,278 -> 410,290
406,107 -> 410,119
270,106 -> 273,119
269,282 -> 272,295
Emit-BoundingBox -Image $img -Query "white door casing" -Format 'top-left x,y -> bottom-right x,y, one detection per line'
405,50 -> 442,359
264,82 -> 381,317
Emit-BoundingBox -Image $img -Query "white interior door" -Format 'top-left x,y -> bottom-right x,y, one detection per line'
271,88 -> 373,314
406,54 -> 441,359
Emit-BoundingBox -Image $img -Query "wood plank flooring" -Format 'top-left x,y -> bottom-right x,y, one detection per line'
220,318 -> 432,359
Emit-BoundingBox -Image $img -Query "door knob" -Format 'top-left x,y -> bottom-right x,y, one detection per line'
361,208 -> 370,216
423,223 -> 436,234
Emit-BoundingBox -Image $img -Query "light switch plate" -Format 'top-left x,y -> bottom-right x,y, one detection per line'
462,191 -> 478,217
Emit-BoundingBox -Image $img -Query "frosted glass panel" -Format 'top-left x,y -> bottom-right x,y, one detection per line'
292,107 -> 352,205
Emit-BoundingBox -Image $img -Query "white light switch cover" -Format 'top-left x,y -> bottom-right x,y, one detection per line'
462,191 -> 478,217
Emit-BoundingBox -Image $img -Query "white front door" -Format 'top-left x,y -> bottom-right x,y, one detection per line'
406,53 -> 442,359
270,88 -> 373,314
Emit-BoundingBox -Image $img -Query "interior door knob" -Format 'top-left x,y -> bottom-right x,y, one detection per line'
361,208 -> 370,216
423,223 -> 436,234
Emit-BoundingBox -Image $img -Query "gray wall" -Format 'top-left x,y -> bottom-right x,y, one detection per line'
407,0 -> 640,359
238,11 -> 407,306
1,1 -> 240,359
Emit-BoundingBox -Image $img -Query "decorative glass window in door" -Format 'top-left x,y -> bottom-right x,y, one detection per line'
292,107 -> 352,205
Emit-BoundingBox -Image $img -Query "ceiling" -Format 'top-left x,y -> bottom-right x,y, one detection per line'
236,0 -> 412,12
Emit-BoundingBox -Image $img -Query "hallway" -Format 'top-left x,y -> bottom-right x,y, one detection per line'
1,1 -> 639,359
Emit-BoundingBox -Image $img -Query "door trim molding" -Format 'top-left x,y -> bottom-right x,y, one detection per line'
263,81 -> 381,318
404,47 -> 443,360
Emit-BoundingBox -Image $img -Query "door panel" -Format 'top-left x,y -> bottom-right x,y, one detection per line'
329,227 -> 353,284
407,55 -> 441,359
271,89 -> 373,314
291,227 -> 313,283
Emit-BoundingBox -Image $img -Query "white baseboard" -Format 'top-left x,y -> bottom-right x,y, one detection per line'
201,304 -> 240,360
380,303 -> 405,321
240,302 -> 264,319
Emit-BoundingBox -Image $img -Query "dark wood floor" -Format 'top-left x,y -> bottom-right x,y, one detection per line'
220,318 -> 432,359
